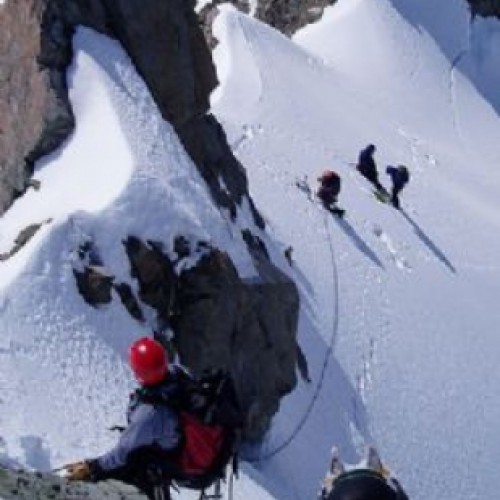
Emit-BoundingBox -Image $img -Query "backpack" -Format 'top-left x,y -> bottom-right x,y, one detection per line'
397,165 -> 409,183
137,369 -> 244,491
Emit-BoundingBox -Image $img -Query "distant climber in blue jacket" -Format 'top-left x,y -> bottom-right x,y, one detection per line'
386,165 -> 410,209
356,144 -> 385,192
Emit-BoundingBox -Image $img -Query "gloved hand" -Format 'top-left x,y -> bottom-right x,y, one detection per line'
64,461 -> 91,481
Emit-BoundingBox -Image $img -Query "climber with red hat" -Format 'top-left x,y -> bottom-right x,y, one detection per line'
63,337 -> 181,499
317,169 -> 345,217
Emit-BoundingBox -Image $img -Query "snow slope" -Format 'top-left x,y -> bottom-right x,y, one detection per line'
0,27 -> 262,481
2,1 -> 500,499
211,1 -> 500,499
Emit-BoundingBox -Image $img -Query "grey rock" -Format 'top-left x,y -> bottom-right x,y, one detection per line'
123,236 -> 177,326
114,282 -> 145,323
177,115 -> 265,227
73,266 -> 114,307
0,466 -> 146,499
0,0 -> 74,215
0,0 -> 264,227
0,219 -> 52,261
173,248 -> 299,439
198,0 -> 338,46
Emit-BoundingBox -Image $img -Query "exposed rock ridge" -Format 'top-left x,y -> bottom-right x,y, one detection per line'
198,0 -> 337,49
0,465 -> 146,499
72,233 -> 300,440
0,0 -> 74,214
0,0 -> 264,228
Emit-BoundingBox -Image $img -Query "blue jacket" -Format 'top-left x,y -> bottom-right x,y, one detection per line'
96,378 -> 181,472
386,166 -> 409,190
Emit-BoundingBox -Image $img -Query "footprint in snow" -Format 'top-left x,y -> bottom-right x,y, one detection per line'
373,224 -> 411,271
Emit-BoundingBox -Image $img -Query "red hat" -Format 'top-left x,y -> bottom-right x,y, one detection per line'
129,337 -> 168,386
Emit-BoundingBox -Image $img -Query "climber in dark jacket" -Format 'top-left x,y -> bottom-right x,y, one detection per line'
386,165 -> 410,209
357,144 -> 385,192
64,337 -> 181,500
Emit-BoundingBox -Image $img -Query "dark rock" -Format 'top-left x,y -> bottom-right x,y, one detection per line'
198,0 -> 337,46
177,115 -> 265,227
86,0 -> 218,128
123,236 -> 177,325
0,0 -> 74,215
0,219 -> 52,261
466,0 -> 500,17
255,0 -> 337,36
173,235 -> 191,261
73,266 -> 114,306
114,282 -> 145,323
241,229 -> 270,261
1,0 -> 264,228
173,249 -> 299,439
0,465 -> 146,499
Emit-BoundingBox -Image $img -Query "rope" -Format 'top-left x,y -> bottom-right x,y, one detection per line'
247,211 -> 340,463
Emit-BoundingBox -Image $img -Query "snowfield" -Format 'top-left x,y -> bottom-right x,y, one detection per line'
2,0 -> 500,499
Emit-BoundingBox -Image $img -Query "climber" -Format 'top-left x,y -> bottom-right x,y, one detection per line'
386,165 -> 410,209
63,337 -> 181,500
356,144 -> 385,193
320,447 -> 409,500
317,169 -> 345,217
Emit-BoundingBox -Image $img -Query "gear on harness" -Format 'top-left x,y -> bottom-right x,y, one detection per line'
135,367 -> 244,496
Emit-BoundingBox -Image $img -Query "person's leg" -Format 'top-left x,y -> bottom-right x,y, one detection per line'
391,185 -> 402,209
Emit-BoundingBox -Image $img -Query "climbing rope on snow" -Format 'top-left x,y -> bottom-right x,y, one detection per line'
247,211 -> 341,463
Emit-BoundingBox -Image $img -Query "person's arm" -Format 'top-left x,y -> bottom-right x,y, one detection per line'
88,404 -> 179,479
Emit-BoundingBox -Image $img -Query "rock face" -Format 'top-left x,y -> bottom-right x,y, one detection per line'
467,0 -> 500,17
2,0 -> 300,443
72,234 -> 300,440
0,466 -> 146,499
0,0 -> 74,214
0,0 -> 264,227
173,247 -> 299,439
198,0 -> 337,48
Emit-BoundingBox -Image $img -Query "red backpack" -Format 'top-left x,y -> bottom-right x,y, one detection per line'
137,369 -> 243,491
176,412 -> 225,475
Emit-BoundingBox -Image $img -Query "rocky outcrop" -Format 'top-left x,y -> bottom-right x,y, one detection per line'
72,234 -> 300,440
198,0 -> 337,48
173,246 -> 299,439
0,0 -> 264,227
0,0 -> 74,214
467,0 -> 500,17
0,466 -> 146,499
0,219 -> 52,261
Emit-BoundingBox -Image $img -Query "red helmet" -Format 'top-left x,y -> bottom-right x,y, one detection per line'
320,169 -> 337,181
129,337 -> 168,386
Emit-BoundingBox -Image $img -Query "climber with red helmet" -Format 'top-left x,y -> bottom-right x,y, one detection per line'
317,169 -> 345,217
63,337 -> 181,499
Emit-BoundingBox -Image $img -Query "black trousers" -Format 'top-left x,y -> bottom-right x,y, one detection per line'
96,448 -> 178,500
